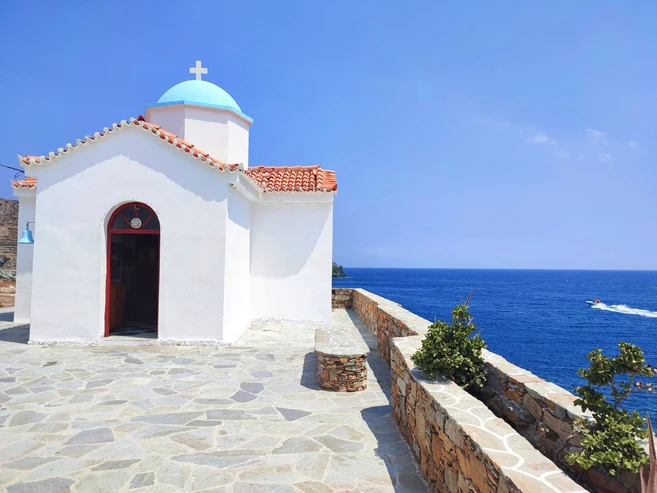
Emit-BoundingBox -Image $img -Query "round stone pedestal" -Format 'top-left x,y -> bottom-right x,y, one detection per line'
315,327 -> 370,392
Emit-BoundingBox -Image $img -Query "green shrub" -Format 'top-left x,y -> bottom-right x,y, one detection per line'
566,342 -> 655,476
411,295 -> 487,390
640,414 -> 656,493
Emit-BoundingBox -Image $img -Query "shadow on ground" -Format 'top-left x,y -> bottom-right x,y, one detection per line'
330,309 -> 428,491
361,406 -> 428,492
0,324 -> 29,344
300,351 -> 320,390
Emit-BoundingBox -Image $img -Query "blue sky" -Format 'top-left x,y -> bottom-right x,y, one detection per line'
1,1 -> 656,269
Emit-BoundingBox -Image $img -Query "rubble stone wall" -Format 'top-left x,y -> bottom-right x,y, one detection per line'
332,288 -> 639,493
479,351 -> 639,493
351,288 -> 429,364
317,353 -> 368,392
331,288 -> 353,309
392,336 -> 585,493
315,326 -> 370,392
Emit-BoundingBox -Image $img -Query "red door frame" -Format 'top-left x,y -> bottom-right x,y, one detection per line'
104,202 -> 161,337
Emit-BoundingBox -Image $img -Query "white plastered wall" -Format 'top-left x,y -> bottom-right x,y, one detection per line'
147,105 -> 250,167
27,128 -> 231,342
250,200 -> 333,326
12,190 -> 36,324
222,187 -> 251,343
144,106 -> 185,139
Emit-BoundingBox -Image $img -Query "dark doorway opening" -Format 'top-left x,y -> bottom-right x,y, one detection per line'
105,203 -> 160,338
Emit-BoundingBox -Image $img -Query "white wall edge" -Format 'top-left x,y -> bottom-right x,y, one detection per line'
259,192 -> 335,203
12,188 -> 36,198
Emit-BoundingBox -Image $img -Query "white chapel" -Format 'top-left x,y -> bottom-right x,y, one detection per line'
11,62 -> 337,344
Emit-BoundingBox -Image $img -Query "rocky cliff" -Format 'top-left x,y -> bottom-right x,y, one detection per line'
0,199 -> 18,271
332,262 -> 346,278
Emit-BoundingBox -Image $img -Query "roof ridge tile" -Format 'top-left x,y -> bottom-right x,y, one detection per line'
17,117 -> 230,171
14,119 -> 337,193
244,165 -> 337,193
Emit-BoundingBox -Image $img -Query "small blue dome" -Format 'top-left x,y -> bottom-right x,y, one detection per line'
155,80 -> 242,112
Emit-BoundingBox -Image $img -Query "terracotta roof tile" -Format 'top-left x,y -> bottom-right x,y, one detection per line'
12,166 -> 338,194
14,117 -> 336,193
245,165 -> 338,193
17,116 -> 235,172
11,176 -> 37,189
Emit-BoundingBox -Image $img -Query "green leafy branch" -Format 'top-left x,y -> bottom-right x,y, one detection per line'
566,342 -> 655,476
411,293 -> 487,391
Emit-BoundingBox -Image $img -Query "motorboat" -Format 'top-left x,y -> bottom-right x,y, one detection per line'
586,299 -> 602,306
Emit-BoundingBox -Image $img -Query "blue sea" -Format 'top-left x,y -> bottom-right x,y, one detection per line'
333,268 -> 657,415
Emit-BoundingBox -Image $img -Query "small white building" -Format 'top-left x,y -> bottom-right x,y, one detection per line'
11,63 -> 337,344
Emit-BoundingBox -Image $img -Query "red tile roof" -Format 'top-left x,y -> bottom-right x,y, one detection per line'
245,165 -> 337,193
17,116 -> 238,171
11,177 -> 36,189
13,117 -> 337,194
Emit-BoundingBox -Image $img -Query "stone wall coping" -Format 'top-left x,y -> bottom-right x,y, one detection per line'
315,327 -> 370,357
393,336 -> 587,493
353,288 -> 431,337
350,286 -> 592,425
353,286 -> 590,422
482,349 -> 592,422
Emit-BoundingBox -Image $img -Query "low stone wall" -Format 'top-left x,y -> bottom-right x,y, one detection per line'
331,288 -> 353,309
392,336 -> 585,493
479,351 -> 640,493
351,288 -> 429,365
333,287 -> 643,493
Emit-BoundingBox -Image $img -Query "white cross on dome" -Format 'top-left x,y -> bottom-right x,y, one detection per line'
189,61 -> 208,81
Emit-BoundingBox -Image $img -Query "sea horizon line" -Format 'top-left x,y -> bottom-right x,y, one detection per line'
336,267 -> 657,272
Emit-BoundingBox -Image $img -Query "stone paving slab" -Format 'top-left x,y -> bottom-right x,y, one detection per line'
0,309 -> 427,492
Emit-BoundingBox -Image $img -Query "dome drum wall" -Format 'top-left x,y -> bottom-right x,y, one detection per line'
146,80 -> 251,167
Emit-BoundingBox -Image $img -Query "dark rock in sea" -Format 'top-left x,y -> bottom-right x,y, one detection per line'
332,262 -> 346,278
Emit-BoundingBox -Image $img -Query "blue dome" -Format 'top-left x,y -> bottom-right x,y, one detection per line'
155,80 -> 242,113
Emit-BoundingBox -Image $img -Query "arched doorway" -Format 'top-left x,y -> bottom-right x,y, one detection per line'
105,202 -> 160,338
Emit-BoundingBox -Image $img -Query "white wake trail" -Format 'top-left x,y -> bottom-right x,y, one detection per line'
590,303 -> 657,318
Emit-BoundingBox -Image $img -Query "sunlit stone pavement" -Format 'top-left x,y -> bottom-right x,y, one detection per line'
0,308 -> 428,492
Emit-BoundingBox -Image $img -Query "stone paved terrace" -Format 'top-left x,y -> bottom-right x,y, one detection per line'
0,308 -> 428,493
